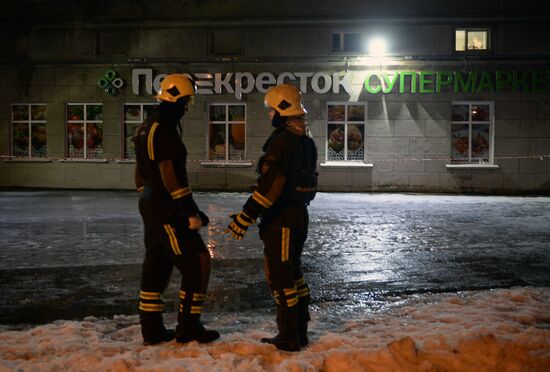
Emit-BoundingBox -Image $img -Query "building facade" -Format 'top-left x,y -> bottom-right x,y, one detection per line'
1,0 -> 549,193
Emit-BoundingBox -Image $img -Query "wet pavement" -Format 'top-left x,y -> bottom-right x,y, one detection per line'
1,190 -> 549,324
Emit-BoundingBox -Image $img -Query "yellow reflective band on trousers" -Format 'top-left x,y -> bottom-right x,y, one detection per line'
139,302 -> 165,312
193,293 -> 206,301
163,224 -> 182,255
284,287 -> 299,307
171,187 -> 192,200
147,122 -> 159,160
281,227 -> 290,262
179,290 -> 186,299
177,305 -> 202,314
295,277 -> 309,297
286,296 -> 298,307
190,306 -> 202,314
284,287 -> 297,297
252,191 -> 273,209
139,291 -> 162,301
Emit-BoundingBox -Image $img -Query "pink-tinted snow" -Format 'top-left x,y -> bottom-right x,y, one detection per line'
1,286 -> 549,371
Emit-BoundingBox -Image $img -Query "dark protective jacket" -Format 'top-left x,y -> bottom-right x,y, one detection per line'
243,120 -> 318,225
134,108 -> 199,223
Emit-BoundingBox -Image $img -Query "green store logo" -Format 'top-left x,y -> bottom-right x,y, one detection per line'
97,70 -> 124,96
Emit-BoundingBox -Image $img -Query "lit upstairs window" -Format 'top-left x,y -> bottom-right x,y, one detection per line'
455,28 -> 490,52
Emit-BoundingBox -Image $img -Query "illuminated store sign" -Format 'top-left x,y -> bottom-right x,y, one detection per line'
132,69 -> 550,100
132,69 -> 351,100
364,71 -> 550,94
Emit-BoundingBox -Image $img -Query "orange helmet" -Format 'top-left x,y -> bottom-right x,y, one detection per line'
264,84 -> 306,117
155,74 -> 196,103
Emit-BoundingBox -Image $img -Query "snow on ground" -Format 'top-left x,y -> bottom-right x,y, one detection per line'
1,286 -> 549,371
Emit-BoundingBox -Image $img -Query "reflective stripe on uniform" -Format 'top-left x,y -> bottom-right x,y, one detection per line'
171,187 -> 192,200
163,224 -> 182,255
295,277 -> 309,297
283,287 -> 297,297
179,290 -> 186,299
236,212 -> 253,227
139,302 -> 165,312
190,306 -> 202,314
251,191 -> 273,209
147,122 -> 159,160
287,296 -> 298,307
193,293 -> 206,301
139,291 -> 161,300
281,227 -> 290,262
297,287 -> 309,297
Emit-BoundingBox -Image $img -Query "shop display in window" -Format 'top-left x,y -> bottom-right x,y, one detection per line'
11,104 -> 47,158
67,104 -> 103,159
327,103 -> 366,162
208,103 -> 246,161
451,102 -> 493,163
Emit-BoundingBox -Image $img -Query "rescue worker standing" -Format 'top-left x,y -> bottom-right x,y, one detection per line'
226,84 -> 318,352
134,74 -> 219,345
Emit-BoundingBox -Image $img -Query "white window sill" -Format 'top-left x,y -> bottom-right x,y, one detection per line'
115,159 -> 136,164
446,164 -> 499,170
3,157 -> 52,163
320,161 -> 374,169
59,158 -> 109,163
200,161 -> 253,168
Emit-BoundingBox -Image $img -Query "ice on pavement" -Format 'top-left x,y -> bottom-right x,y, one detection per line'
0,191 -> 549,370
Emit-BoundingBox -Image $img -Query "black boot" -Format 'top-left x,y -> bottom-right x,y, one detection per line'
260,305 -> 300,352
143,328 -> 176,346
176,291 -> 220,344
176,321 -> 220,344
297,297 -> 311,347
140,311 -> 175,345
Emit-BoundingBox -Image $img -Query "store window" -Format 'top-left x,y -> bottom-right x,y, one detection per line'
331,32 -> 363,53
451,102 -> 494,163
208,103 -> 246,161
122,103 -> 156,159
455,28 -> 490,51
326,102 -> 366,161
11,104 -> 47,157
66,104 -> 103,159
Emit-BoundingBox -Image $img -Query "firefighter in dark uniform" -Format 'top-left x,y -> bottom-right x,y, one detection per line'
226,84 -> 318,352
134,74 -> 219,346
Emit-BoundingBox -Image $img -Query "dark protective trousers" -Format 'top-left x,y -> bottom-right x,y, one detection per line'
260,204 -> 311,344
138,197 -> 211,341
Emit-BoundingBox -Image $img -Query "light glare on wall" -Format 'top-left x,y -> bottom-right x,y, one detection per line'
368,37 -> 387,57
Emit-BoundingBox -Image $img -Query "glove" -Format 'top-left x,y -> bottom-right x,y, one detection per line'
198,210 -> 210,226
225,211 -> 255,240
188,214 -> 202,230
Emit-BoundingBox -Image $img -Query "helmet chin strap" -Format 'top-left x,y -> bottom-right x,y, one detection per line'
271,111 -> 287,128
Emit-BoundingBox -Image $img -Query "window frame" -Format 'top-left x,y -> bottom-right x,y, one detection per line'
10,103 -> 48,158
450,101 -> 495,164
66,103 -> 104,159
454,27 -> 491,53
326,101 -> 367,163
206,102 -> 247,162
330,31 -> 364,55
121,102 -> 156,160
